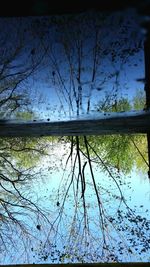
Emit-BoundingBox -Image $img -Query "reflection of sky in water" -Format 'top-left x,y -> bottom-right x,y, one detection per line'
1,139 -> 150,264
0,8 -> 146,119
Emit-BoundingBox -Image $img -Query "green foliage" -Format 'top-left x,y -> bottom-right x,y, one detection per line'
0,136 -> 53,169
133,89 -> 146,110
97,89 -> 146,113
11,139 -> 41,168
89,134 -> 148,174
86,91 -> 148,174
67,133 -> 148,175
103,97 -> 132,112
15,111 -> 35,120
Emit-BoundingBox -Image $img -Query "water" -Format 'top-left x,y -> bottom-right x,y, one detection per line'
0,137 -> 150,264
0,7 -> 149,264
0,9 -> 146,120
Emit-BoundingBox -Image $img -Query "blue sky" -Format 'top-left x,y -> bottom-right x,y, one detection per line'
1,142 -> 150,264
0,8 -> 146,119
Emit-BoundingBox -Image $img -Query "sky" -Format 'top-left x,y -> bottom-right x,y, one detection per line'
1,139 -> 150,264
0,8 -> 146,120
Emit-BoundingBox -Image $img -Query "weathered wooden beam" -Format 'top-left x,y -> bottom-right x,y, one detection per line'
1,263 -> 150,267
0,110 -> 150,137
144,20 -> 150,177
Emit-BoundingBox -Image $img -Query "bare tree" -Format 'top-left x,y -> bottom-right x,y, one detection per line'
38,9 -> 144,117
0,17 -> 48,117
32,10 -> 150,263
0,17 -> 54,261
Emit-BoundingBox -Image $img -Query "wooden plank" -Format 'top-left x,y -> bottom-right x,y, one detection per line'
144,22 -> 150,176
144,26 -> 150,110
1,263 -> 150,267
0,110 -> 150,137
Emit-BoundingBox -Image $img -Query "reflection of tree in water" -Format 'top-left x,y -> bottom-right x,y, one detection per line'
34,134 -> 149,263
41,9 -> 144,117
0,9 -> 150,264
1,133 -> 149,262
0,137 -> 53,262
0,17 -> 52,262
0,17 -> 48,119
39,81 -> 149,262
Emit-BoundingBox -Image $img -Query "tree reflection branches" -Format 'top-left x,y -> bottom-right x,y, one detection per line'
0,136 -> 55,261
0,18 -> 48,118
41,134 -> 149,263
41,9 -> 144,117
0,18 -> 56,256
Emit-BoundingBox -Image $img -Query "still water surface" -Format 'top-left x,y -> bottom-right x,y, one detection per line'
1,138 -> 149,264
